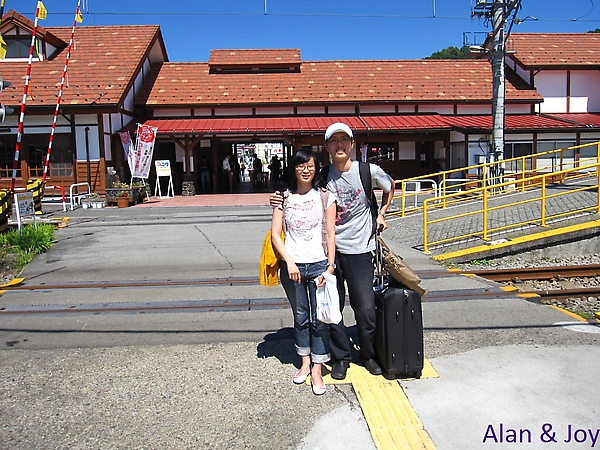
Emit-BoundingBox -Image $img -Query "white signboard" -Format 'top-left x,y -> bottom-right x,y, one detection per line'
154,160 -> 174,199
14,192 -> 36,232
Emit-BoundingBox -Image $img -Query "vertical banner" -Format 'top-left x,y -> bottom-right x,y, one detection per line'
133,124 -> 157,179
119,131 -> 135,173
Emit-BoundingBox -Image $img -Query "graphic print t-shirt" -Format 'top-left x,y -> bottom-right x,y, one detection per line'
283,189 -> 335,263
327,161 -> 392,254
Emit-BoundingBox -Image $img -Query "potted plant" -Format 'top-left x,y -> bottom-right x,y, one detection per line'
116,191 -> 130,208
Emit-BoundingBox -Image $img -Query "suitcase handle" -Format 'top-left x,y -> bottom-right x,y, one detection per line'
374,232 -> 386,292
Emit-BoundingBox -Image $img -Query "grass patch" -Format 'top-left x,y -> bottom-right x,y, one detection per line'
0,224 -> 56,278
571,310 -> 597,321
468,259 -> 491,266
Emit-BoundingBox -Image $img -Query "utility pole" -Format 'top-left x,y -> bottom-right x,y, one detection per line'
491,1 -> 505,164
472,1 -> 522,165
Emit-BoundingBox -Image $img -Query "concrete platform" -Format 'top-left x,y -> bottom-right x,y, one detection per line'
0,195 -> 598,449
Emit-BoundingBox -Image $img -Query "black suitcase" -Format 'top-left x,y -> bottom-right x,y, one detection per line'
374,283 -> 424,379
373,238 -> 424,379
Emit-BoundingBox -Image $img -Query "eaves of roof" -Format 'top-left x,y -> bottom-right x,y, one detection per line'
145,113 -> 597,136
143,115 -> 451,135
444,114 -> 600,132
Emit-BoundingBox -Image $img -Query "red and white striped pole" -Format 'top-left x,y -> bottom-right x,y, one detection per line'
42,0 -> 82,182
10,3 -> 42,191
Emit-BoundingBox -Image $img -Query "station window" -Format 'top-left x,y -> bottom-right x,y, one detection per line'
5,32 -> 46,60
364,143 -> 395,163
0,134 -> 73,180
0,134 -> 18,178
503,142 -> 533,172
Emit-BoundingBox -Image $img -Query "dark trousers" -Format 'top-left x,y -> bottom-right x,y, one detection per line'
329,251 -> 376,362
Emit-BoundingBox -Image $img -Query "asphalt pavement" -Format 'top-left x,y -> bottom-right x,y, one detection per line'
0,196 -> 599,449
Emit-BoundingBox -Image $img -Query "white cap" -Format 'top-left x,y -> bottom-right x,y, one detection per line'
325,122 -> 353,140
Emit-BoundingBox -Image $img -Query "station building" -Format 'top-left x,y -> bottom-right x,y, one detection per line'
0,9 -> 599,194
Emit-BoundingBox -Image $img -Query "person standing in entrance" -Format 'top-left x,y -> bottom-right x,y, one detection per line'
199,156 -> 210,192
270,122 -> 395,380
222,154 -> 232,192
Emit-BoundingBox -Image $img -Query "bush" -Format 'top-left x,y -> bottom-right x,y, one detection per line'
3,224 -> 55,255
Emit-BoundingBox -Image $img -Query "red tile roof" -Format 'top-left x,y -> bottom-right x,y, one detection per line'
508,33 -> 600,68
146,113 -> 599,135
145,116 -> 368,134
0,11 -> 164,109
543,113 -> 600,128
144,115 -> 452,134
138,58 -> 541,107
444,114 -> 598,131
363,115 -> 450,131
208,49 -> 302,66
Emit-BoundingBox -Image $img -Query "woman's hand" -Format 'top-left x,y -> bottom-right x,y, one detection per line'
287,262 -> 301,283
315,274 -> 326,288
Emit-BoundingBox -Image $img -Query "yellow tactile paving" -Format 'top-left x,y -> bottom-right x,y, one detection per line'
312,360 -> 439,449
354,380 -> 437,450
322,358 -> 439,385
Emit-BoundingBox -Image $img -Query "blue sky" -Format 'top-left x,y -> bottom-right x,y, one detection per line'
19,0 -> 600,62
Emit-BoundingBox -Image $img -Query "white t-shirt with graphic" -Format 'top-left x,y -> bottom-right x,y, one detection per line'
326,161 -> 393,254
282,189 -> 335,264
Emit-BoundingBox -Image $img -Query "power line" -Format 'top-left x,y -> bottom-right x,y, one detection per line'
20,10 -> 599,23
24,11 -> 470,20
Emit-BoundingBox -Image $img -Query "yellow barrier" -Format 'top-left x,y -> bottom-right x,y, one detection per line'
26,179 -> 45,213
393,141 -> 600,218
421,161 -> 600,254
0,190 -> 13,233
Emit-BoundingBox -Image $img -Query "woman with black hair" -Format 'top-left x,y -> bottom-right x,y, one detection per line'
271,148 -> 336,395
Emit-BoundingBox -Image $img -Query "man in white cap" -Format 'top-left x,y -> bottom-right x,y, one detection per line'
270,121 -> 395,380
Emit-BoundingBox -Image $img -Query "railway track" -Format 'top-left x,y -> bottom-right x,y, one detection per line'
465,264 -> 600,304
2,266 -> 599,316
462,264 -> 600,282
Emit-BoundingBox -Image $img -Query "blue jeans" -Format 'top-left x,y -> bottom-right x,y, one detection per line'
280,259 -> 330,363
200,170 -> 210,191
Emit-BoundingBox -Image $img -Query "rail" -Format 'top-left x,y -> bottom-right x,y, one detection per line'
421,161 -> 600,253
69,182 -> 91,211
393,141 -> 600,217
44,185 -> 67,212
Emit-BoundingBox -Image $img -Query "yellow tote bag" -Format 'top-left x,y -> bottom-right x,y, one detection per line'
259,230 -> 284,287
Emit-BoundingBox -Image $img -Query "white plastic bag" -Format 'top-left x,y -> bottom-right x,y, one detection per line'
315,272 -> 342,324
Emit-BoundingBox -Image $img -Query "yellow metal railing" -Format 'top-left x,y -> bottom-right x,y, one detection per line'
421,161 -> 600,254
393,141 -> 600,217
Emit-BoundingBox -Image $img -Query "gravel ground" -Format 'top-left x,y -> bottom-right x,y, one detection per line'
0,341 -> 352,450
455,251 -> 600,317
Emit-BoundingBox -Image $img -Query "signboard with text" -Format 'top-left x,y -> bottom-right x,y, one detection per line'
154,160 -> 174,199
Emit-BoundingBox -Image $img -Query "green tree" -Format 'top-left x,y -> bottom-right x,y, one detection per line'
424,45 -> 474,60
